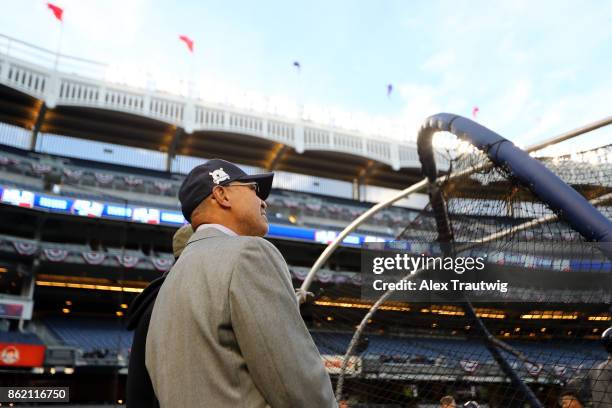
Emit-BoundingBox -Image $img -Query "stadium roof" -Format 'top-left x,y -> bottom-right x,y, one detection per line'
0,83 -> 423,190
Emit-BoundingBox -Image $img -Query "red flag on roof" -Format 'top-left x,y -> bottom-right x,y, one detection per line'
47,3 -> 63,22
472,106 -> 480,119
179,35 -> 194,53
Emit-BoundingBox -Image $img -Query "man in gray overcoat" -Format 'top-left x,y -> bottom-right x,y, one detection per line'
146,159 -> 337,408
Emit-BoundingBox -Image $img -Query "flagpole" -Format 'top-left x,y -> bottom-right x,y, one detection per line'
299,67 -> 304,120
189,50 -> 195,99
53,19 -> 64,71
294,62 -> 304,120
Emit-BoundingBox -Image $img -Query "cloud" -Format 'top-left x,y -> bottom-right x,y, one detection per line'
518,83 -> 612,153
392,0 -> 612,150
484,78 -> 532,131
421,51 -> 456,73
394,83 -> 468,140
62,0 -> 153,63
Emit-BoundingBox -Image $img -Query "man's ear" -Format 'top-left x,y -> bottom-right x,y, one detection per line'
211,186 -> 232,209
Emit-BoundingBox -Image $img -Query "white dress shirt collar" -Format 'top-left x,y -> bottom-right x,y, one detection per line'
196,223 -> 238,237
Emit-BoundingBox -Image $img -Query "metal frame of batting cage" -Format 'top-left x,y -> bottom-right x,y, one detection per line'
416,114 -> 612,407
298,114 -> 612,405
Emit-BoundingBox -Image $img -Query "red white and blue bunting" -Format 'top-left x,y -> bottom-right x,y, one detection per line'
116,254 -> 140,268
552,364 -> 567,377
151,257 -> 174,272
153,181 -> 173,192
318,270 -> 334,283
81,251 -> 106,265
459,360 -> 479,373
124,176 -> 143,186
332,274 -> 350,284
43,248 -> 69,262
524,361 -> 543,377
94,172 -> 114,185
0,156 -> 15,166
31,163 -> 52,175
13,241 -> 38,256
291,268 -> 309,281
63,168 -> 83,180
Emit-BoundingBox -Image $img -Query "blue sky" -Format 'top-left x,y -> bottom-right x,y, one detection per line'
1,0 -> 611,151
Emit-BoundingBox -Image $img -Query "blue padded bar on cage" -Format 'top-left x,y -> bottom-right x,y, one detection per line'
417,113 -> 612,247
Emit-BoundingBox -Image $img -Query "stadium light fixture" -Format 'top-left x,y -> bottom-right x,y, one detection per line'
520,311 -> 578,320
314,299 -> 410,312
37,280 -> 145,293
475,312 -> 505,319
430,305 -> 465,316
474,308 -> 506,319
588,315 -> 612,321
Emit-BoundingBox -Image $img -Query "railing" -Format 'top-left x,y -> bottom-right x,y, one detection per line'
0,33 -> 107,80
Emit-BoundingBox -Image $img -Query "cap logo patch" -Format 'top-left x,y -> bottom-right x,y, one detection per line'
209,168 -> 230,184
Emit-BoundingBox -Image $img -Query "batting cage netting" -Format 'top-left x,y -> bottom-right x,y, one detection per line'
300,114 -> 612,407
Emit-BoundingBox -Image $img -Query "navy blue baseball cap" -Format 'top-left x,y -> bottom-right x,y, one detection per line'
179,159 -> 274,222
